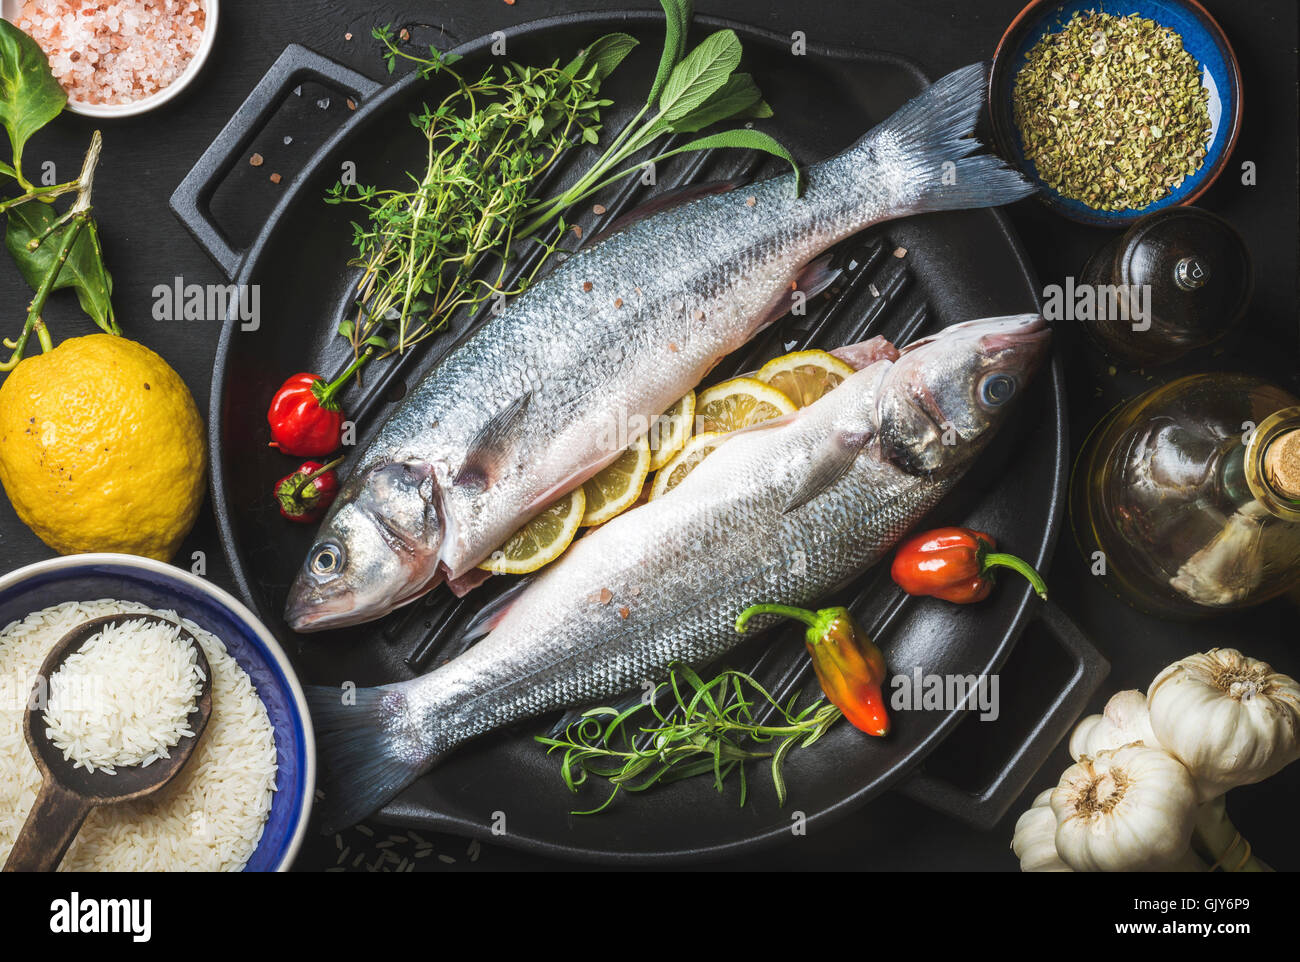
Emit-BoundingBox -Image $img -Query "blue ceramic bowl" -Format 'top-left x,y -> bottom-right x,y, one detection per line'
0,554 -> 314,871
989,0 -> 1242,227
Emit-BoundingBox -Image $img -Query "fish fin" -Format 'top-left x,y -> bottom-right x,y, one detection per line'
445,567 -> 494,598
831,335 -> 899,371
794,254 -> 842,301
588,180 -> 739,245
871,63 -> 1035,212
459,576 -> 534,642
307,683 -> 431,833
783,428 -> 873,514
746,254 -> 843,337
454,393 -> 532,490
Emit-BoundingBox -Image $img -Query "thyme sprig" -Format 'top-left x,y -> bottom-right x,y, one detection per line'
536,663 -> 843,814
326,27 -> 626,357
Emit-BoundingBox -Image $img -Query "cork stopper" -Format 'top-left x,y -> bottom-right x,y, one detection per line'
1264,430 -> 1300,500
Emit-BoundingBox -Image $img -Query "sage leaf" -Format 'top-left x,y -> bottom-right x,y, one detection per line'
657,29 -> 742,125
648,0 -> 693,108
0,20 -> 66,174
5,200 -> 113,328
566,32 -> 638,85
664,72 -> 767,133
656,128 -> 805,194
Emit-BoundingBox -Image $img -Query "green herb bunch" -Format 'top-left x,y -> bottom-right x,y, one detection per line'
327,0 -> 800,365
326,27 -> 636,357
0,21 -> 118,372
519,0 -> 802,238
537,663 -> 842,814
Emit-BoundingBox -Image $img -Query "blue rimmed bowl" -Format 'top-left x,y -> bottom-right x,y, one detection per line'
0,554 -> 313,871
989,0 -> 1242,227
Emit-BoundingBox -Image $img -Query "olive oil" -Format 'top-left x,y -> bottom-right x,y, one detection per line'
1071,374 -> 1300,618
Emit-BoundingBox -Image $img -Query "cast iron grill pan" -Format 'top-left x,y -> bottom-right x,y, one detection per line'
173,12 -> 1106,864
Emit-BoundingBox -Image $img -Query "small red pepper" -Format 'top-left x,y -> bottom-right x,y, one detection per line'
890,526 -> 1048,604
275,458 -> 344,523
267,350 -> 371,457
736,603 -> 889,736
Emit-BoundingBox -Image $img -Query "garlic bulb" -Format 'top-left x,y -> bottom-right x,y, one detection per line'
1147,648 -> 1300,802
1012,789 -> 1072,872
1069,689 -> 1158,761
1051,745 -> 1198,872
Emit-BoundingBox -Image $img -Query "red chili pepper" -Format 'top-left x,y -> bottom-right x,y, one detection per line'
736,603 -> 889,736
266,350 -> 371,457
890,526 -> 1048,604
275,458 -> 344,523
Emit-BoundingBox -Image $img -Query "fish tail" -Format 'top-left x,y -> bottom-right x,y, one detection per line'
870,62 -> 1035,212
307,682 -> 434,833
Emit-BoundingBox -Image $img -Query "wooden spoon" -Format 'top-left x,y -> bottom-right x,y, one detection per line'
3,614 -> 213,872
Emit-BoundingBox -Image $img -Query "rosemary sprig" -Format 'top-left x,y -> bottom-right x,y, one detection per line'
536,663 -> 843,814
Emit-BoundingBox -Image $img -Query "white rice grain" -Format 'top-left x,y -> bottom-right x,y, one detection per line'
0,600 -> 278,872
43,618 -> 203,773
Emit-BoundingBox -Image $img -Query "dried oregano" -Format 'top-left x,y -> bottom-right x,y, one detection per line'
1012,11 -> 1212,210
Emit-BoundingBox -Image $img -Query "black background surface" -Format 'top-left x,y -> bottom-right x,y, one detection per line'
0,0 -> 1295,871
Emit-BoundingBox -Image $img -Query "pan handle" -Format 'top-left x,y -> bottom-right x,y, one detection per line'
169,44 -> 384,279
892,601 -> 1109,830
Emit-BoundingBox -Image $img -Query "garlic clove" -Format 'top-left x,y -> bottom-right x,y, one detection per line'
1012,788 -> 1073,872
1051,745 -> 1198,872
1068,714 -> 1105,762
1069,689 -> 1158,761
1148,648 -> 1300,802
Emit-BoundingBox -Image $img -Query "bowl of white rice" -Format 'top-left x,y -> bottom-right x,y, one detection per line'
0,553 -> 312,871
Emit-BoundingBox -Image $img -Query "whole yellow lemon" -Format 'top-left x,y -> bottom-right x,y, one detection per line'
0,334 -> 206,561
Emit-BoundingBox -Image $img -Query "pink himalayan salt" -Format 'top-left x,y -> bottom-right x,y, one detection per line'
18,0 -> 206,106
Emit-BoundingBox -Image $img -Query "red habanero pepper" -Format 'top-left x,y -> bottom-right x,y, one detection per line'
275,458 -> 344,523
736,603 -> 889,736
266,350 -> 371,457
890,527 -> 1048,604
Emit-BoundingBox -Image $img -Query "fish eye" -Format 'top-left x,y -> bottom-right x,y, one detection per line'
979,373 -> 1016,407
311,543 -> 344,577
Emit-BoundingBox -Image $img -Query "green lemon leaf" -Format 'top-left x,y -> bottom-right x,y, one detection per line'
657,29 -> 742,125
5,201 -> 113,327
0,21 -> 66,174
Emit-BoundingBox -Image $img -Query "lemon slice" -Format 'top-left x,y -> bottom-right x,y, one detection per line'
581,434 -> 651,526
757,349 -> 856,408
695,377 -> 796,435
649,431 -> 729,501
647,390 -> 696,471
478,488 -> 586,575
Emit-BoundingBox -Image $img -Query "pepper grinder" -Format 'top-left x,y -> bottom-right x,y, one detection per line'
1079,207 -> 1253,367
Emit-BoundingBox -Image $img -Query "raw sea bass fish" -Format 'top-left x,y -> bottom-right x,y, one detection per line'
286,64 -> 1036,633
309,315 -> 1051,830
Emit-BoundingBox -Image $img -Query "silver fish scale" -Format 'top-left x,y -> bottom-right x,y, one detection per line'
396,362 -> 953,756
344,144 -> 917,578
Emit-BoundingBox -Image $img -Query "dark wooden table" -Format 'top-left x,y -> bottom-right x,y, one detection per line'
1,0 -> 1295,871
